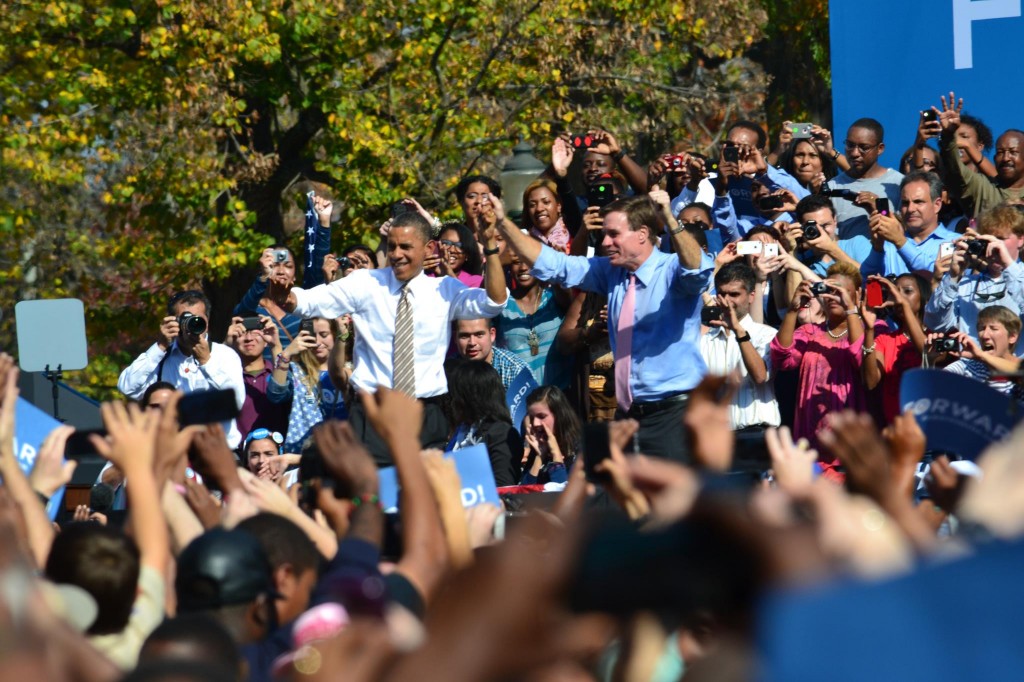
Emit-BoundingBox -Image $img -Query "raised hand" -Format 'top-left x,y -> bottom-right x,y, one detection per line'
312,193 -> 333,227
938,91 -> 963,133
312,420 -> 379,496
551,137 -> 574,178
91,401 -> 160,473
28,425 -> 77,499
765,426 -> 817,494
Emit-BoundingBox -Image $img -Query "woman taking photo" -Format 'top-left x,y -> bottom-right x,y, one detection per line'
778,135 -> 841,195
446,360 -> 522,487
267,317 -> 346,454
432,222 -> 484,287
520,386 -> 582,485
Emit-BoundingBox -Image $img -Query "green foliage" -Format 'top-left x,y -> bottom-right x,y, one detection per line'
1,0 -> 772,398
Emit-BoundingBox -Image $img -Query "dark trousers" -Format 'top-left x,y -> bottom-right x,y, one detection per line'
731,425 -> 771,475
616,394 -> 691,465
347,396 -> 450,467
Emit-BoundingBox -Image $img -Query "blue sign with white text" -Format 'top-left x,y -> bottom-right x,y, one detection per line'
377,444 -> 501,511
13,397 -> 65,520
506,367 -> 539,430
899,368 -> 1023,460
830,1 -> 1024,166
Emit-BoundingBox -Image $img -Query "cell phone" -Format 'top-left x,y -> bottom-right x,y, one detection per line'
736,240 -> 763,256
922,109 -> 938,122
939,242 -> 955,259
758,195 -> 785,211
876,197 -> 891,216
65,429 -> 107,459
241,316 -> 262,331
826,188 -> 859,201
763,243 -> 779,258
701,305 -> 725,325
587,174 -> 617,208
789,122 -> 813,138
299,319 -> 316,336
722,144 -> 739,163
178,389 -> 240,427
582,423 -> 613,484
865,280 -> 885,308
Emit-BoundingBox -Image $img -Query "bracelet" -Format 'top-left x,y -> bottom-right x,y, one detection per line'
845,309 -> 860,317
831,149 -> 841,160
734,333 -> 751,344
862,343 -> 877,356
483,245 -> 500,256
350,493 -> 382,510
612,150 -> 626,162
36,491 -> 50,507
670,222 -> 685,235
275,352 -> 290,370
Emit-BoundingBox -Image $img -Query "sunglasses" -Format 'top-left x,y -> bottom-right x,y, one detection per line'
244,428 -> 284,449
440,239 -> 464,250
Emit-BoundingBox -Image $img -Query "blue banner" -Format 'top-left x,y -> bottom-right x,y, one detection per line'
899,368 -> 1023,460
830,1 -> 1024,166
378,443 -> 501,511
506,367 -> 539,429
12,397 -> 65,520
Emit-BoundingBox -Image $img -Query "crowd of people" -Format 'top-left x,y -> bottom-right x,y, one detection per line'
4,89 -> 1024,682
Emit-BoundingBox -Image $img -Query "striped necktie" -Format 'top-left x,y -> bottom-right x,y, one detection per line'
392,284 -> 416,396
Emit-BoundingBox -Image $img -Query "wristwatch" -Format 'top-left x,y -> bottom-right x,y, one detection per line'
831,149 -> 841,160
735,333 -> 752,344
483,245 -> 500,256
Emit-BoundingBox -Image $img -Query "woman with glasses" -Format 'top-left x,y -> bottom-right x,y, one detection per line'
431,222 -> 484,287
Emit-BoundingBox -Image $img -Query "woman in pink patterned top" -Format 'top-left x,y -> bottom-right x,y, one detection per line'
771,262 -> 876,481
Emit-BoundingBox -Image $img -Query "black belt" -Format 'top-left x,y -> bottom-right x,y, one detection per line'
627,391 -> 691,418
736,424 -> 772,433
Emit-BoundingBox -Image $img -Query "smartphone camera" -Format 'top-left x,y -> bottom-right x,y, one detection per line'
241,317 -> 262,331
922,110 -> 938,122
802,220 -> 821,241
587,174 -> 617,208
299,319 -> 316,336
758,195 -> 785,211
570,133 -> 596,150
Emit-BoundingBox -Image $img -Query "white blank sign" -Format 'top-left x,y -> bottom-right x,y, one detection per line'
15,299 -> 89,372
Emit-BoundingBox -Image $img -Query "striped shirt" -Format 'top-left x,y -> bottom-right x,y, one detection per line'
699,315 -> 781,429
943,358 -> 1024,401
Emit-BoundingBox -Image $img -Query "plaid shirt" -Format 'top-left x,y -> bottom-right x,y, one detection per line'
490,346 -> 534,391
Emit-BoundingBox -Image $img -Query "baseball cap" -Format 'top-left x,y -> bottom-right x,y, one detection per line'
175,528 -> 282,613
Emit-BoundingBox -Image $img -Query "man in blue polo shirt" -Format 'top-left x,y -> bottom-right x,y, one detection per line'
861,171 -> 960,278
496,194 -> 713,464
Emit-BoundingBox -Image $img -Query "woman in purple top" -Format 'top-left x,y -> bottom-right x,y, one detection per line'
770,261 -> 882,481
431,222 -> 484,287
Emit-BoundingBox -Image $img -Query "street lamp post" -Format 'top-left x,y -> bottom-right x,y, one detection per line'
499,141 -> 546,225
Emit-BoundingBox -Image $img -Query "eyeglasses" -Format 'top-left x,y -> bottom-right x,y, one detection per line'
844,140 -> 880,153
440,239 -> 464,250
244,428 -> 284,449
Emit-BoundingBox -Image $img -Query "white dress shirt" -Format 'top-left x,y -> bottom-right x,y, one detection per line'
117,340 -> 246,448
699,314 -> 780,428
292,268 -> 507,397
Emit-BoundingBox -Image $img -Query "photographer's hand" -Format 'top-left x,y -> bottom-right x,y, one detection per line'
192,335 -> 212,366
158,315 -> 179,351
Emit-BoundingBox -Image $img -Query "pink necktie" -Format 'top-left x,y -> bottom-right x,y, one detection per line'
614,274 -> 637,412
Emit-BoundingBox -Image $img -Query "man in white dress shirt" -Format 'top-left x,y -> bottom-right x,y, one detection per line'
118,290 -> 246,448
282,211 -> 508,464
699,262 -> 779,472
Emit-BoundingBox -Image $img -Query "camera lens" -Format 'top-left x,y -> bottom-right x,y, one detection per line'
179,313 -> 207,336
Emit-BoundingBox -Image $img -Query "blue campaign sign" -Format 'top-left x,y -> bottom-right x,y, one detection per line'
506,367 -> 539,429
12,397 -> 65,520
377,443 -> 501,511
899,368 -> 1023,460
830,1 -> 1024,165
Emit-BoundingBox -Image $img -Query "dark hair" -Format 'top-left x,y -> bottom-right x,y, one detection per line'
45,523 -> 140,635
777,138 -> 839,189
899,146 -> 945,178
140,614 -> 242,677
677,202 -> 712,225
601,195 -> 663,241
455,175 -> 502,203
681,222 -> 708,252
439,222 -> 483,275
894,273 -> 932,318
525,386 -> 582,457
123,660 -> 236,682
448,360 -> 512,426
714,262 -> 757,293
236,513 -> 321,573
849,117 -> 884,143
900,171 -> 944,201
167,290 -> 211,317
391,212 -> 432,244
728,120 -> 768,150
961,114 -> 994,152
141,381 -> 176,407
794,194 -> 837,222
744,224 -> 782,243
343,244 -> 377,268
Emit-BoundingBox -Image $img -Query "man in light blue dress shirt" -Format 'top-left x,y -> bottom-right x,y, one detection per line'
498,194 -> 713,464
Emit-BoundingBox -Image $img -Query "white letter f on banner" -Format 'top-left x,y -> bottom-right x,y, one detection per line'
954,0 -> 1021,69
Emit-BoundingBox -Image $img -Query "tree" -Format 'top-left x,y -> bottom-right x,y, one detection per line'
1,0 -> 769,398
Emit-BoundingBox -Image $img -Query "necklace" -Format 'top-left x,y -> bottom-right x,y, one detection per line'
517,288 -> 543,356
825,323 -> 848,340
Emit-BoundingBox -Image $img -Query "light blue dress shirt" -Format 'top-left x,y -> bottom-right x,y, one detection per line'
860,223 -> 960,277
531,245 -> 714,401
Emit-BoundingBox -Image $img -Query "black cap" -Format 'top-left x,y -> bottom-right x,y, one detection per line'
176,528 -> 281,613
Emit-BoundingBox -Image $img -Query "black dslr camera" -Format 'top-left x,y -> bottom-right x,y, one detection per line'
802,220 -> 822,241
965,239 -> 987,258
178,312 -> 207,337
